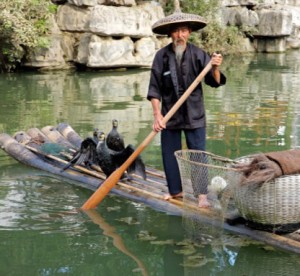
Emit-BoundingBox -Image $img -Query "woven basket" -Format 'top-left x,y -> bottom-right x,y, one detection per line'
175,150 -> 300,230
233,156 -> 300,227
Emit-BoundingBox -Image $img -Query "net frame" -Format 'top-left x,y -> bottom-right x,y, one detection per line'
175,150 -> 241,210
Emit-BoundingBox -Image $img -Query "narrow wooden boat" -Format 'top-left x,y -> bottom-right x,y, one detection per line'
1,123 -> 300,254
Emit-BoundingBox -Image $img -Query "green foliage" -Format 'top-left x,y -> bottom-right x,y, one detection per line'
180,0 -> 219,16
0,0 -> 57,72
196,23 -> 244,55
165,0 -> 245,55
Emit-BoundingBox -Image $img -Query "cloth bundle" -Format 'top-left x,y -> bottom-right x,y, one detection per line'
234,149 -> 300,186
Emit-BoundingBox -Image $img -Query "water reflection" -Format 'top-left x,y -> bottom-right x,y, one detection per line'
1,52 -> 299,163
206,52 -> 300,159
83,209 -> 148,276
1,51 -> 300,274
0,166 -> 83,233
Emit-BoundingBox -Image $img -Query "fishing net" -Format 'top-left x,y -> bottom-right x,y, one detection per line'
175,150 -> 241,213
175,150 -> 300,234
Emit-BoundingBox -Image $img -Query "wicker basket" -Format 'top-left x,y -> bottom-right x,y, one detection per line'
233,157 -> 300,228
175,150 -> 300,230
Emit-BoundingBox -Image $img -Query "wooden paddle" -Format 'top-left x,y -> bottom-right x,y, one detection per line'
81,61 -> 213,210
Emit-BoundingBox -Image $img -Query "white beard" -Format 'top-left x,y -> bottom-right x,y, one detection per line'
174,44 -> 185,65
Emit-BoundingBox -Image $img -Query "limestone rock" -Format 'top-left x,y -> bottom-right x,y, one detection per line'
221,0 -> 300,6
88,36 -> 134,67
23,0 -> 300,70
56,4 -> 91,32
85,35 -> 155,67
98,0 -> 136,6
51,0 -> 67,4
68,0 -> 98,6
287,38 -> 300,49
76,33 -> 92,65
222,0 -> 257,7
223,7 -> 259,27
24,15 -> 70,69
24,35 -> 67,68
89,4 -> 163,38
254,37 -> 286,52
60,32 -> 77,61
255,8 -> 293,37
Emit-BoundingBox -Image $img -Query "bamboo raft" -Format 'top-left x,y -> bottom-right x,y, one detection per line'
1,122 -> 300,254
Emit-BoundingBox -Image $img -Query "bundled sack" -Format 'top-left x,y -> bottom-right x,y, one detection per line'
234,149 -> 300,186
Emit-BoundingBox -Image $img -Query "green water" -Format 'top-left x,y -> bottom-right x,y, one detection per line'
1,52 -> 300,275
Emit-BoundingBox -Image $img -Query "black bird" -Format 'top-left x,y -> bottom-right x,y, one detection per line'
106,119 -> 125,151
96,132 -> 146,180
62,131 -> 146,180
61,129 -> 100,171
92,127 -> 100,144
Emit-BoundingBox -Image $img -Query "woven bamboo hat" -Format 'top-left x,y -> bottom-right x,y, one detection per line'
152,7 -> 207,35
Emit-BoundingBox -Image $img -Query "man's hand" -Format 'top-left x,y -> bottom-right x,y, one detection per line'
150,98 -> 165,132
211,52 -> 223,67
211,52 -> 223,84
153,112 -> 165,132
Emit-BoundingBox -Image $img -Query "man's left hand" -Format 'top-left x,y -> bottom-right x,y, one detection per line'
211,52 -> 223,67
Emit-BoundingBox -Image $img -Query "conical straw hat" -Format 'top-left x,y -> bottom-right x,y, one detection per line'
152,8 -> 207,35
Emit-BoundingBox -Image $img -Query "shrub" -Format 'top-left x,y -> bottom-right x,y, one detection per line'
0,0 -> 57,72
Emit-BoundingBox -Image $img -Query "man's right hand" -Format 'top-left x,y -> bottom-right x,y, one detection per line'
153,112 -> 165,132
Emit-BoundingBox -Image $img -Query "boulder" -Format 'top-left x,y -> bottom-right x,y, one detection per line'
24,1 -> 300,70
89,4 -> 163,38
51,0 -> 67,4
56,4 -> 91,32
222,7 -> 259,27
76,33 -> 92,65
84,35 -> 156,67
255,8 -> 293,37
254,37 -> 286,52
68,0 -> 98,6
97,0 -> 136,6
24,15 -> 71,69
24,35 -> 67,68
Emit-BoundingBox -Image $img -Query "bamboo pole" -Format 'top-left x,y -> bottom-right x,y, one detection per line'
81,62 -> 213,210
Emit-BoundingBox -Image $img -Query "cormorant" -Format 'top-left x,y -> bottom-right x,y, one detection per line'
96,132 -> 146,180
106,119 -> 125,151
62,131 -> 146,180
61,128 -> 100,171
92,127 -> 100,143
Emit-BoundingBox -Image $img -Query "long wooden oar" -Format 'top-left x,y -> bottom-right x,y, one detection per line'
81,61 -> 213,210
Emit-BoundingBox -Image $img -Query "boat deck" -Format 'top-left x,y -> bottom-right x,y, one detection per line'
1,123 -> 300,254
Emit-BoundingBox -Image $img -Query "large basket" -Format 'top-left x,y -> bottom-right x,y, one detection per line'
174,150 -> 242,206
233,156 -> 300,228
175,150 -> 300,231
233,156 -> 300,232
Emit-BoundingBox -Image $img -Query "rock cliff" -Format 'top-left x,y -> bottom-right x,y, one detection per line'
24,0 -> 300,70
221,0 -> 300,52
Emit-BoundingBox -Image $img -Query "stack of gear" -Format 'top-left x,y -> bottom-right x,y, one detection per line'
234,149 -> 300,186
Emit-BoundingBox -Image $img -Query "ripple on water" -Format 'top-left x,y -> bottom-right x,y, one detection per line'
0,174 -> 88,234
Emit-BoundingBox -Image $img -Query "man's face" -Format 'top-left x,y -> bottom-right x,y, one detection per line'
170,25 -> 191,48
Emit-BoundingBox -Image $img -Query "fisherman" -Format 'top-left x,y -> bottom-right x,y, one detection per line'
147,6 -> 226,208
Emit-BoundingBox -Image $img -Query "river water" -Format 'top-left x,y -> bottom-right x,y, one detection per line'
0,51 -> 300,275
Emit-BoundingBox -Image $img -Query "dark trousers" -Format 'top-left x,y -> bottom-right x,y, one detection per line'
161,127 -> 206,195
